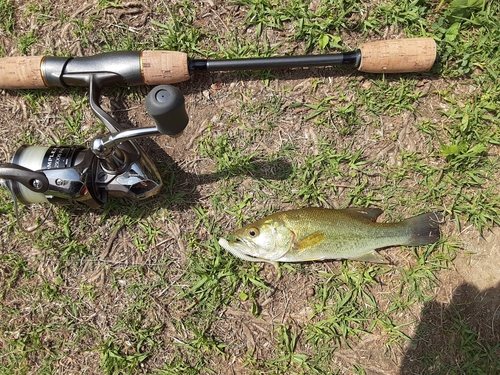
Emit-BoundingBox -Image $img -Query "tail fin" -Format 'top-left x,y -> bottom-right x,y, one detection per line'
402,212 -> 442,246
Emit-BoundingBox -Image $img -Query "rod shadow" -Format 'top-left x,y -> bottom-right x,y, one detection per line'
173,64 -> 442,97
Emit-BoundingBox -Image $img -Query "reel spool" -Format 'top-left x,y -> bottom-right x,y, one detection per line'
11,145 -> 89,205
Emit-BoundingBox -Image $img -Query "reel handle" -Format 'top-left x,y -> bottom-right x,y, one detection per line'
146,85 -> 189,137
91,85 -> 189,172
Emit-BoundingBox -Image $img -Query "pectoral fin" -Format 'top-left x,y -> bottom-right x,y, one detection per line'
295,231 -> 325,253
354,250 -> 388,263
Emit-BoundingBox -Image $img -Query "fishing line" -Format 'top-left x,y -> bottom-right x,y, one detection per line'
16,255 -> 172,267
1,179 -> 52,233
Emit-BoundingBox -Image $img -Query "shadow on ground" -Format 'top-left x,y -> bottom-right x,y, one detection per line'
400,281 -> 500,375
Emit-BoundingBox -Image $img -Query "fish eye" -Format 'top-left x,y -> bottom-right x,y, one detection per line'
247,227 -> 259,237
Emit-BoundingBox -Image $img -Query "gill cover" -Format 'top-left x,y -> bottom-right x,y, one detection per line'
223,218 -> 296,261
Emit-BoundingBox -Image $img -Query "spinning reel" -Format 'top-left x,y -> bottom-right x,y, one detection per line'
0,73 -> 189,209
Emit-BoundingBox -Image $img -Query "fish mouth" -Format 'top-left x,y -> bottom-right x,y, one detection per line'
218,237 -> 269,263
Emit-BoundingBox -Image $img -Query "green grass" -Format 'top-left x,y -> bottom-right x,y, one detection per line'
1,0 -> 500,374
0,0 -> 15,36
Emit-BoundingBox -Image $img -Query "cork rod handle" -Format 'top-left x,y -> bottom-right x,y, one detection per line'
140,51 -> 190,85
0,52 -> 191,89
358,38 -> 436,73
0,56 -> 48,89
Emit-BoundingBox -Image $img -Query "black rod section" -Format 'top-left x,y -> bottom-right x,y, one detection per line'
189,51 -> 361,72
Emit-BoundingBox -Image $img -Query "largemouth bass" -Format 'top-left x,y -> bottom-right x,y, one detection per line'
218,208 -> 442,265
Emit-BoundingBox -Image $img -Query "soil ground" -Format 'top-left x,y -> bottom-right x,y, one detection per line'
0,1 -> 499,374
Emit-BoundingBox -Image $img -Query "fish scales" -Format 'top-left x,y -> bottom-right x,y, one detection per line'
276,209 -> 413,261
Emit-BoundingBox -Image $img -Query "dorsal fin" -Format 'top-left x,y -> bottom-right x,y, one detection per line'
342,207 -> 383,222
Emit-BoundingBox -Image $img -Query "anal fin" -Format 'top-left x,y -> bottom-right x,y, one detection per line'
354,250 -> 388,263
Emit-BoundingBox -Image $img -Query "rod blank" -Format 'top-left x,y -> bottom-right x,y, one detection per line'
189,51 -> 360,71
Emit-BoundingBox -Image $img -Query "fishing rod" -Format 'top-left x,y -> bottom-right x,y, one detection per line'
1,38 -> 436,90
0,38 -> 436,212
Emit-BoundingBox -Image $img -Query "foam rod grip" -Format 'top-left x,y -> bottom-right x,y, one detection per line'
0,56 -> 47,89
140,51 -> 190,85
357,38 -> 436,73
